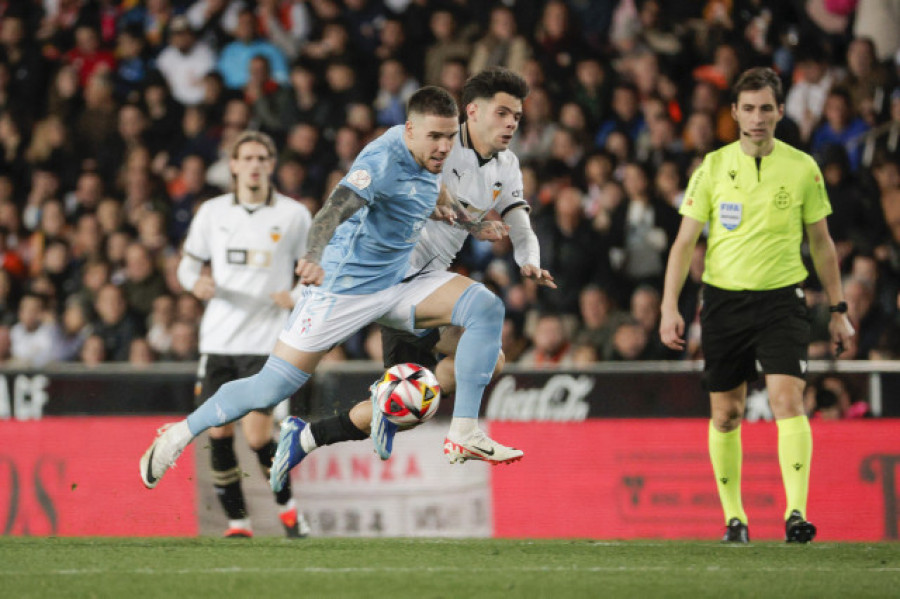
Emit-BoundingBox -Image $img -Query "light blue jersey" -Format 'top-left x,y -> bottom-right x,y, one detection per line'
321,125 -> 441,294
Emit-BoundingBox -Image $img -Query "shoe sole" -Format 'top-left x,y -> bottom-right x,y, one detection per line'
270,420 -> 299,493
786,522 -> 817,543
443,443 -> 524,465
139,438 -> 160,489
370,392 -> 396,461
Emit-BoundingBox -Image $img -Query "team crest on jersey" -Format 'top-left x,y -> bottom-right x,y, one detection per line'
347,169 -> 372,190
774,187 -> 791,210
270,226 -> 282,242
719,202 -> 742,230
492,181 -> 502,201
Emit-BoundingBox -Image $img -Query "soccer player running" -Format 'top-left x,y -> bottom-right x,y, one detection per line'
141,86 -> 521,493
176,131 -> 312,537
659,68 -> 855,544
271,68 -> 555,478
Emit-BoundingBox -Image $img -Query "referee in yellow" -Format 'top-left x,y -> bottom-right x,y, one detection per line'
660,67 -> 855,544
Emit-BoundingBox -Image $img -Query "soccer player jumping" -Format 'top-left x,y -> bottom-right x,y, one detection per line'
141,86 -> 522,492
268,68 -> 554,484
659,67 -> 855,543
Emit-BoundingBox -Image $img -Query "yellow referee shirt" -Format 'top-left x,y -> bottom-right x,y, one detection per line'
680,139 -> 832,290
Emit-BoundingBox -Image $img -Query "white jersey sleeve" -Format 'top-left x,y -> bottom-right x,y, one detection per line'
182,197 -> 216,261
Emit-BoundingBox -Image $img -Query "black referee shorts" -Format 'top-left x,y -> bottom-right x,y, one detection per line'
380,326 -> 441,370
700,284 -> 810,392
195,353 -> 273,415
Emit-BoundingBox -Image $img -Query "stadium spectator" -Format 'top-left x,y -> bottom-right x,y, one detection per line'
607,161 -> 679,298
509,86 -> 558,163
80,333 -> 107,366
810,87 -> 871,170
423,9 -> 469,87
91,282 -> 141,362
373,59 -> 418,127
113,26 -> 150,103
534,185 -> 610,315
129,336 -> 156,366
9,293 -> 58,367
156,16 -> 216,106
519,313 -> 574,368
55,298 -> 91,362
784,44 -> 836,144
217,8 -> 289,90
255,0 -> 311,61
121,242 -> 167,321
469,5 -> 531,77
146,293 -> 175,355
64,24 -> 115,89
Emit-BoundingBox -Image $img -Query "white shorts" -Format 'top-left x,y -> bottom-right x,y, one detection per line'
279,270 -> 458,352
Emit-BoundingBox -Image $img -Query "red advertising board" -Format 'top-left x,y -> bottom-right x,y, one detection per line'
0,417 -> 196,536
490,419 -> 900,541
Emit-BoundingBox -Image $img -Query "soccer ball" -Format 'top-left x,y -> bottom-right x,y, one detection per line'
375,363 -> 441,426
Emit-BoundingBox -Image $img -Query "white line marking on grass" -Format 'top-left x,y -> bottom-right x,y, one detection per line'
2,566 -> 899,576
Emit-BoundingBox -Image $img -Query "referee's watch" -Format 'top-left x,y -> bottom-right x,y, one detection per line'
829,301 -> 848,314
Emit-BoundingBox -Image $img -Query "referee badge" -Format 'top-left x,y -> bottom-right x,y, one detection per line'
719,202 -> 742,230
774,187 -> 791,209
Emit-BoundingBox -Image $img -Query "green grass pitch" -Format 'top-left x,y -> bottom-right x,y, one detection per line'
1,537 -> 898,598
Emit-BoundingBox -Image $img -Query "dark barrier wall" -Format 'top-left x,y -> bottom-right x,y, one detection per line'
0,361 -> 896,420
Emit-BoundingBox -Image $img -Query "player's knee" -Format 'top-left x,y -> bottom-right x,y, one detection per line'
453,283 -> 504,329
711,409 -> 743,432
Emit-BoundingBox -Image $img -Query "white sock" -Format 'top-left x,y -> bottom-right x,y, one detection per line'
227,518 -> 251,531
448,417 -> 478,439
279,498 -> 296,514
300,426 -> 318,453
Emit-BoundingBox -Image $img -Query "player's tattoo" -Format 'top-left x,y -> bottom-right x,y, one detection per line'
304,185 -> 366,262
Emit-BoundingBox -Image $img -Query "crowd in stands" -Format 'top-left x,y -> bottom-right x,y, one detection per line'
1,0 -> 900,406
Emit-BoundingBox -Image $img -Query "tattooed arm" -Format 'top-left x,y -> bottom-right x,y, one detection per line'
295,185 -> 367,286
432,184 -> 509,241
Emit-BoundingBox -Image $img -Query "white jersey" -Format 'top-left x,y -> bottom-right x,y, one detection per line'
408,125 -> 528,273
183,192 -> 311,355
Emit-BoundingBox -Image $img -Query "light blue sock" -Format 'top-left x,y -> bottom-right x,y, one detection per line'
450,284 -> 504,418
186,356 -> 309,435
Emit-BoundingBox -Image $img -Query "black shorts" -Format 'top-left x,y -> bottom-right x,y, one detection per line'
380,326 -> 441,370
700,284 -> 810,392
195,353 -> 273,414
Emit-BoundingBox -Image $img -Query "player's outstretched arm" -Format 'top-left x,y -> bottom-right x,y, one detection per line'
503,207 -> 555,287
296,185 -> 367,286
806,218 -> 855,354
660,216 -> 704,351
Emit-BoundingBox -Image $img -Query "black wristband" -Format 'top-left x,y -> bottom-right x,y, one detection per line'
829,301 -> 848,314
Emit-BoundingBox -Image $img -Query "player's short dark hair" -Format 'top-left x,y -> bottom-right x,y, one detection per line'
732,67 -> 784,104
461,67 -> 529,109
406,86 -> 458,118
230,130 -> 277,160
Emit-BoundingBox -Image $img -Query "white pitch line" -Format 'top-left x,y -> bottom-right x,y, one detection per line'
1,565 -> 898,576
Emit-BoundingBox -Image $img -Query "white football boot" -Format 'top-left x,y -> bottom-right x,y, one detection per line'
443,428 -> 523,465
139,421 -> 193,489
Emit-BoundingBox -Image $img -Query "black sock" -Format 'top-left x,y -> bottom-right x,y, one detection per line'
210,436 -> 247,520
254,440 -> 292,505
310,410 -> 368,446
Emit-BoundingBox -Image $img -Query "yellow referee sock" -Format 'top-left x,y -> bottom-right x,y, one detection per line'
708,421 -> 747,524
777,414 -> 812,521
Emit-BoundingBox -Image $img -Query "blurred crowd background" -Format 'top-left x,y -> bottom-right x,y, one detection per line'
1,0 -> 899,413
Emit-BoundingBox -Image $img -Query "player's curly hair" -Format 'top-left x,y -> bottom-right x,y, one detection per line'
461,67 -> 529,110
407,86 -> 458,118
732,67 -> 784,104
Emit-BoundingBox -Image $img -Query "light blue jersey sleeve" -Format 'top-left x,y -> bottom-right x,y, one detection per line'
338,131 -> 398,205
